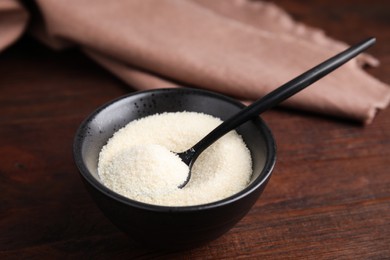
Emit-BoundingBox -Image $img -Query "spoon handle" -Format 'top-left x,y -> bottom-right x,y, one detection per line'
189,37 -> 376,161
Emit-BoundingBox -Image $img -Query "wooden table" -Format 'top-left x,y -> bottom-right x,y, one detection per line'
1,1 -> 389,258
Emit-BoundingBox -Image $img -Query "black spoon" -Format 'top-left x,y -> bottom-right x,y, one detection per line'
178,37 -> 376,188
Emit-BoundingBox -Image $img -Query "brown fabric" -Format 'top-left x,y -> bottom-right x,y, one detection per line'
2,0 -> 390,124
0,0 -> 28,52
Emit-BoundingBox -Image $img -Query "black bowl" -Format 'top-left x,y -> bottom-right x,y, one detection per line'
73,88 -> 276,249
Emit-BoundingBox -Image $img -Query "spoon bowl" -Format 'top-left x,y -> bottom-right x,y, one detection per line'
74,87 -> 276,249
177,37 -> 376,188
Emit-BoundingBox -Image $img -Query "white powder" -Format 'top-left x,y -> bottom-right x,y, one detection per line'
98,144 -> 189,200
98,111 -> 252,206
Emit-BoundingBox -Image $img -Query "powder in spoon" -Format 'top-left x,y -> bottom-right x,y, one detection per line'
98,111 -> 252,206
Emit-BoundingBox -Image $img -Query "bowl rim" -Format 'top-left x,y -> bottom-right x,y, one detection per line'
73,87 -> 276,212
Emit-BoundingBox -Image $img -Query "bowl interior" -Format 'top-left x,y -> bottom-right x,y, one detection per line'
74,88 -> 275,206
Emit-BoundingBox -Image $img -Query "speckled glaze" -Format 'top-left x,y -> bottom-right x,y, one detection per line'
73,88 -> 276,249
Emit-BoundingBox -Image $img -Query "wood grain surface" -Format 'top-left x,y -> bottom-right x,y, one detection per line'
1,1 -> 389,259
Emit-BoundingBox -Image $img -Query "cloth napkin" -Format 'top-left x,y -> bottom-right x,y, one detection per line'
1,0 -> 389,124
0,0 -> 28,52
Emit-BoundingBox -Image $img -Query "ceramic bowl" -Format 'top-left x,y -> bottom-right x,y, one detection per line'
73,88 -> 276,249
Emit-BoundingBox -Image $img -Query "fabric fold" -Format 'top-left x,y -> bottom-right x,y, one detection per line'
0,0 -> 28,52
1,0 -> 389,124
